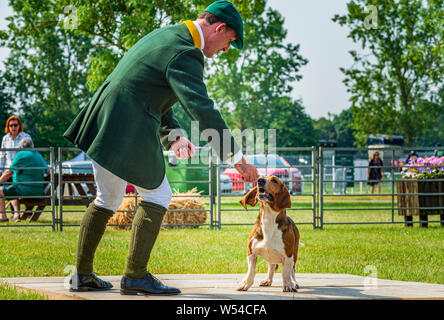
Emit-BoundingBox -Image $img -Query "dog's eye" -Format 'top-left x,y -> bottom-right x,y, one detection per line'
272,179 -> 277,183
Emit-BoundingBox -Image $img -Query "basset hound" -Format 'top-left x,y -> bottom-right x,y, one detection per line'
237,176 -> 301,292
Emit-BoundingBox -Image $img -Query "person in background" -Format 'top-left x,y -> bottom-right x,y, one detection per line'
433,143 -> 444,158
405,150 -> 418,165
0,116 -> 33,173
0,115 -> 33,217
0,138 -> 47,222
367,151 -> 384,194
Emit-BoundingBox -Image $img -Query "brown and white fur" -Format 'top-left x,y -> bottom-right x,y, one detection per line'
237,176 -> 300,292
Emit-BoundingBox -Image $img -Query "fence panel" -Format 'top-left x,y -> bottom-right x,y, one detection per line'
0,147 -> 56,230
319,146 -> 444,228
1,146 -> 442,231
215,147 -> 317,229
57,147 -> 215,230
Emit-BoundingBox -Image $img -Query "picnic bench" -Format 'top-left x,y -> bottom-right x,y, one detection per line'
18,173 -> 96,221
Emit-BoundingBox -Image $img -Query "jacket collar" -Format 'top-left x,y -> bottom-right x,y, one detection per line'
183,20 -> 205,52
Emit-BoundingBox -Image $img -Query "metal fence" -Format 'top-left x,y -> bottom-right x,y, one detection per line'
0,147 -> 57,230
0,146 -> 443,231
318,146 -> 444,228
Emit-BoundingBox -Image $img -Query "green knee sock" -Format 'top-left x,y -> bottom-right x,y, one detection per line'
125,201 -> 167,278
76,203 -> 114,275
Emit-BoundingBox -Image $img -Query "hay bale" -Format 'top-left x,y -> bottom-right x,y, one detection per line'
163,188 -> 207,229
107,196 -> 141,230
107,188 -> 206,230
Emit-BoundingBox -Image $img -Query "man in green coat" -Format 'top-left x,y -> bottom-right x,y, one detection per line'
65,0 -> 258,295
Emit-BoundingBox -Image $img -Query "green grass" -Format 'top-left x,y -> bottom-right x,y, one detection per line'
217,199 -> 412,225
0,282 -> 46,300
0,198 -> 443,290
0,223 -> 443,285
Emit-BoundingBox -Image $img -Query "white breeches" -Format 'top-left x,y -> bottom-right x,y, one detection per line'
91,160 -> 172,211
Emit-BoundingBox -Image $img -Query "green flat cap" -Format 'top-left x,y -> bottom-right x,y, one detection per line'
205,0 -> 244,49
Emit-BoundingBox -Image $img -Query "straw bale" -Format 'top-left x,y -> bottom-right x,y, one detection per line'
107,188 -> 206,230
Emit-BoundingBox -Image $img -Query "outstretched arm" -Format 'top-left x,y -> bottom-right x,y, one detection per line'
166,49 -> 258,181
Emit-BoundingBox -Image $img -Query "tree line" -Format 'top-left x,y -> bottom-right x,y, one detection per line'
0,0 -> 442,150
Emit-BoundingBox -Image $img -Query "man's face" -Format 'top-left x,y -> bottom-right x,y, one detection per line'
203,23 -> 237,58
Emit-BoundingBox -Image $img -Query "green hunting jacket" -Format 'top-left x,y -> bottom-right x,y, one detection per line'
64,23 -> 240,189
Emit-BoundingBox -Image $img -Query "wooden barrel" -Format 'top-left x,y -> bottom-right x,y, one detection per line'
397,180 -> 444,216
397,180 -> 444,227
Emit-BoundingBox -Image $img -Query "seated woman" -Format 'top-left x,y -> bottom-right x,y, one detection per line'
0,115 -> 33,217
0,138 -> 48,222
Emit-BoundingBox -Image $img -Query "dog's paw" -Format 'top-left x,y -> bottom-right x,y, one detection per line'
283,285 -> 298,292
293,282 -> 300,289
236,284 -> 249,291
259,279 -> 272,287
236,281 -> 252,291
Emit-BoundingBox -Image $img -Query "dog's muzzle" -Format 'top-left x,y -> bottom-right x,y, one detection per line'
258,186 -> 273,201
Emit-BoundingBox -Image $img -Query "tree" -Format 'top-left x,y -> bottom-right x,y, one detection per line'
313,117 -> 336,142
330,108 -> 356,147
333,0 -> 444,146
412,88 -> 444,146
269,97 -> 317,148
206,6 -> 308,133
57,0 -> 266,92
1,0 -> 311,150
0,0 -> 94,147
67,0 -> 309,149
0,78 -> 14,128
203,4 -> 310,151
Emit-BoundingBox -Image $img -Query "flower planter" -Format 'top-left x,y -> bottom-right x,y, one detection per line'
397,180 -> 444,227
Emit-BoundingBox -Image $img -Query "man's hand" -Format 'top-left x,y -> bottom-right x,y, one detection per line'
234,156 -> 259,183
170,136 -> 195,160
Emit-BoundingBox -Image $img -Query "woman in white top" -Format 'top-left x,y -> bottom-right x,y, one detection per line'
0,116 -> 33,173
0,115 -> 32,222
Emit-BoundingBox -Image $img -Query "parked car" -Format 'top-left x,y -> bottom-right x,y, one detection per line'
223,154 -> 302,194
279,156 -> 303,195
220,174 -> 233,194
62,160 -> 93,175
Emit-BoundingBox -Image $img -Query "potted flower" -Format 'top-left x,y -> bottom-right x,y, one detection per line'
397,156 -> 444,227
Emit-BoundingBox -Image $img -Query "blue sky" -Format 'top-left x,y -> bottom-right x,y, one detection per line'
0,0 -> 360,120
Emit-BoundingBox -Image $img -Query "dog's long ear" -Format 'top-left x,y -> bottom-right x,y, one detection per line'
273,185 -> 291,211
240,186 -> 258,211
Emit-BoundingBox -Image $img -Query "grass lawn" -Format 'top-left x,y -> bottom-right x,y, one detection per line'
0,196 -> 443,301
0,221 -> 443,285
0,282 -> 46,300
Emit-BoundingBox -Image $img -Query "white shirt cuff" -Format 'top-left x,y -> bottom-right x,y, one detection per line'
224,150 -> 243,166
